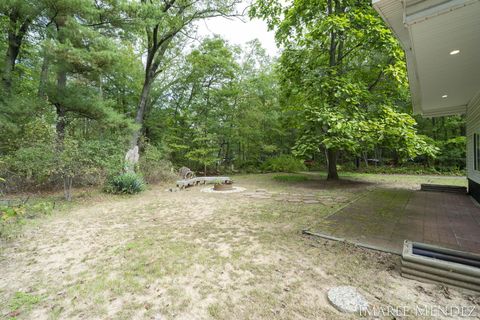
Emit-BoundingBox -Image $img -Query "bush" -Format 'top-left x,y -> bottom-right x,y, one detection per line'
104,172 -> 146,194
436,137 -> 466,169
139,144 -> 177,184
235,160 -> 262,173
0,144 -> 56,193
305,160 -> 326,172
0,138 -> 125,195
261,155 -> 307,173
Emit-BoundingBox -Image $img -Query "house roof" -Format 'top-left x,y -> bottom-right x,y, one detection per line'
373,0 -> 480,117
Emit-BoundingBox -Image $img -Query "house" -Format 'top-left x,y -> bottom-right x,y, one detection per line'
373,0 -> 480,200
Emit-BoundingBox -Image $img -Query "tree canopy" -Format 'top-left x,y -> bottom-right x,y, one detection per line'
0,0 -> 463,199
251,0 -> 437,179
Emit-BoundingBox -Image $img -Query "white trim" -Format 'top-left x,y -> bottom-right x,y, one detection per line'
421,104 -> 467,117
405,0 -> 479,25
406,28 -> 422,114
373,0 -> 480,117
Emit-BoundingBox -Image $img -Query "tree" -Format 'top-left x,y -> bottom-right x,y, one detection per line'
32,0 -> 136,199
0,0 -> 38,91
144,37 -> 286,171
185,131 -> 219,175
126,0 -> 239,152
252,0 -> 433,179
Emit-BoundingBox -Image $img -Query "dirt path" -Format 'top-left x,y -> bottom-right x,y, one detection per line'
1,177 -> 478,319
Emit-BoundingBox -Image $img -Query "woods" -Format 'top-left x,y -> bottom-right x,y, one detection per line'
0,0 -> 465,199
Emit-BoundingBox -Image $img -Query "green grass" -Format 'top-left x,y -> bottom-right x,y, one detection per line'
339,171 -> 467,187
9,292 -> 43,313
272,175 -> 309,183
207,303 -> 222,318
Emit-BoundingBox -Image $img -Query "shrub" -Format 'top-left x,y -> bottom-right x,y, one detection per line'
0,138 -> 125,196
0,144 -> 56,193
305,160 -> 326,172
235,160 -> 262,173
261,155 -> 307,173
104,172 -> 145,194
436,137 -> 466,169
139,144 -> 177,184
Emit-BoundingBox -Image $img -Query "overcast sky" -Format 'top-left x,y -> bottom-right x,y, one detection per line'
196,13 -> 279,57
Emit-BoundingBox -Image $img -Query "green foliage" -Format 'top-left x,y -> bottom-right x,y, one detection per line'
104,172 -> 145,195
261,155 -> 307,173
251,0 -> 436,179
0,136 -> 125,196
58,138 -> 124,184
273,175 -> 309,182
185,132 -> 220,173
0,0 -> 465,197
148,37 -> 287,173
236,160 -> 262,173
436,136 -> 466,169
139,144 -> 176,184
9,291 -> 43,313
0,143 -> 56,192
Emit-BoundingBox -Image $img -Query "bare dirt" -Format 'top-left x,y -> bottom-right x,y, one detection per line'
1,174 -> 478,319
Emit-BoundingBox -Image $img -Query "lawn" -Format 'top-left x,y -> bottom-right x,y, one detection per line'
0,173 -> 476,319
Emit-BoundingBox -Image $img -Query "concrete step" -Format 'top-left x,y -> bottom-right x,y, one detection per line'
420,184 -> 467,194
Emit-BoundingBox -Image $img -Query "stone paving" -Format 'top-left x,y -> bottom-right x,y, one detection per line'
312,189 -> 480,254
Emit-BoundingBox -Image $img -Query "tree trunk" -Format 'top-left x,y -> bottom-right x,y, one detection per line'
55,57 -> 67,148
54,17 -> 72,201
63,176 -> 73,201
130,78 -> 152,148
55,69 -> 70,200
392,150 -> 399,165
38,27 -> 54,97
363,152 -> 369,167
38,52 -> 49,97
2,34 -> 21,90
2,11 -> 30,90
2,43 -> 18,90
326,149 -> 338,180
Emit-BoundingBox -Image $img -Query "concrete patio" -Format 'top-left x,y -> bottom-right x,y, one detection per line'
312,188 -> 480,254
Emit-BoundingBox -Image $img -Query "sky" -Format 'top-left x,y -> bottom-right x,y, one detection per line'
196,13 -> 279,57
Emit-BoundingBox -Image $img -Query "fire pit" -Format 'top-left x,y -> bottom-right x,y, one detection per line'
214,180 -> 233,191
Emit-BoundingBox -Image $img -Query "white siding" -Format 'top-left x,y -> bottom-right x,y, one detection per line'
466,91 -> 480,184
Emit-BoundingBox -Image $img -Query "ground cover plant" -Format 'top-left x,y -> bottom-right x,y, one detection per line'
273,174 -> 310,183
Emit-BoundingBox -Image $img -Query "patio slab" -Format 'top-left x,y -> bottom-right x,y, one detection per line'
312,189 -> 480,254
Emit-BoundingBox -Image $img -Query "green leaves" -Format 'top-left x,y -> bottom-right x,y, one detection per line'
104,172 -> 146,194
261,155 -> 307,172
185,132 -> 220,168
251,0 -> 434,172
